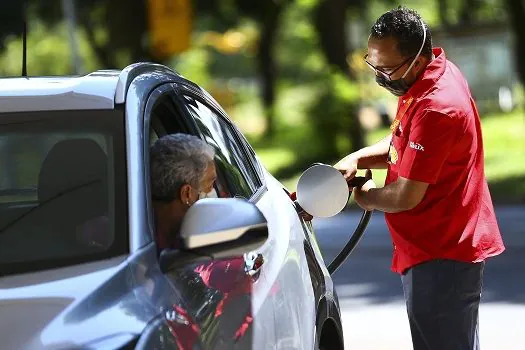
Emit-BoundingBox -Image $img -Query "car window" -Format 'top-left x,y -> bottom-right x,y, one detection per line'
0,134 -> 106,203
182,95 -> 258,199
0,110 -> 128,276
228,124 -> 265,188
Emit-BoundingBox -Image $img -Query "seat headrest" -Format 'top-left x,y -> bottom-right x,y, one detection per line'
38,138 -> 108,203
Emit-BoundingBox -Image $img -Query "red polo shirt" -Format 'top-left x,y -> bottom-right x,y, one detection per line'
385,47 -> 505,274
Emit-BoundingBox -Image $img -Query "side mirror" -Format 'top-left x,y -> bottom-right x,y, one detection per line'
160,198 -> 268,272
180,197 -> 267,249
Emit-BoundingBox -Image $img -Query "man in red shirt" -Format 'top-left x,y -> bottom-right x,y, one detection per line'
334,7 -> 505,349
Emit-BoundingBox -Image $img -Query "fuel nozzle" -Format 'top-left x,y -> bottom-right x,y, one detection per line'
346,176 -> 368,190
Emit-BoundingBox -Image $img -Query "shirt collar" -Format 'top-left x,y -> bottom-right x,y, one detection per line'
403,47 -> 447,99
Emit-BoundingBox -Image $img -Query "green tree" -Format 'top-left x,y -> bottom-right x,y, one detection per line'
505,0 -> 525,102
313,0 -> 371,151
30,0 -> 150,68
0,20 -> 100,76
195,0 -> 291,138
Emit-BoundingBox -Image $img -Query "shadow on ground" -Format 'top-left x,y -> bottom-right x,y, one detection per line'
488,175 -> 525,204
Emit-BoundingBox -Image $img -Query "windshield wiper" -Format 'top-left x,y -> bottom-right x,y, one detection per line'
0,180 -> 101,234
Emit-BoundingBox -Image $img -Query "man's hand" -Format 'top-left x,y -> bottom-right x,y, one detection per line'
353,169 -> 376,211
334,154 -> 358,180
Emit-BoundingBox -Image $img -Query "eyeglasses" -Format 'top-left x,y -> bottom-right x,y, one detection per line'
363,54 -> 416,81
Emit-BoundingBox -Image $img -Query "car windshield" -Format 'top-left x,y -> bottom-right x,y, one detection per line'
0,110 -> 128,276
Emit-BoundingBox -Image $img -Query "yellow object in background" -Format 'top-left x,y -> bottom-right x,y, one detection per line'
147,0 -> 192,59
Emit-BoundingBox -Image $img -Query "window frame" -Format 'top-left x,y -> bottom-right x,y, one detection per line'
143,84 -> 191,242
175,87 -> 266,201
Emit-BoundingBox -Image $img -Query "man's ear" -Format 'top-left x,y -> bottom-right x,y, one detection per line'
180,184 -> 193,205
413,58 -> 424,74
415,55 -> 429,70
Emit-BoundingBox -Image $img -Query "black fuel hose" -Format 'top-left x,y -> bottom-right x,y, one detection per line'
327,175 -> 373,275
327,209 -> 373,275
304,164 -> 374,275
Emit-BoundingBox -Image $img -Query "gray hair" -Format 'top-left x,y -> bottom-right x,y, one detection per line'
150,133 -> 215,201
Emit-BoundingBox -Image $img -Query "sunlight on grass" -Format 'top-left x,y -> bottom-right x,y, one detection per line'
482,112 -> 525,181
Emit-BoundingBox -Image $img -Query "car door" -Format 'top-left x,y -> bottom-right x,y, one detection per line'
231,124 -> 322,350
142,84 -> 259,349
178,90 -> 316,350
174,92 -> 280,347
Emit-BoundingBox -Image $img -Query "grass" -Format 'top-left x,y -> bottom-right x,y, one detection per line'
481,111 -> 525,203
249,108 -> 525,205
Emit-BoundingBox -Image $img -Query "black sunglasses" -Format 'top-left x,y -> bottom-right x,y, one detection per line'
363,54 -> 416,81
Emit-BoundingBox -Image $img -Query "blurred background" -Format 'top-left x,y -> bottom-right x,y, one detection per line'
0,0 -> 524,205
1,2 -> 524,348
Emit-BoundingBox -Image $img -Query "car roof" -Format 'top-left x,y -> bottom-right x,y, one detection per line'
0,63 -> 183,113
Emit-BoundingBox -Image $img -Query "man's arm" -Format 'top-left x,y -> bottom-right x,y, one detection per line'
354,110 -> 459,213
354,176 -> 429,213
356,134 -> 392,169
335,134 -> 391,171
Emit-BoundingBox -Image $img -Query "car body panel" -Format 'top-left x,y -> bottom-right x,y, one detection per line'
254,174 -> 316,349
0,255 -> 130,349
0,63 -> 346,349
0,74 -> 120,112
114,63 -> 182,104
124,73 -> 184,252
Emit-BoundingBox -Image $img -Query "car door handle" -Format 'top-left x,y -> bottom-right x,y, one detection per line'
244,252 -> 264,280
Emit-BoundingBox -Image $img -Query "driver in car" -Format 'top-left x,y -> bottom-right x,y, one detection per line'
150,133 -> 217,250
150,133 -> 254,345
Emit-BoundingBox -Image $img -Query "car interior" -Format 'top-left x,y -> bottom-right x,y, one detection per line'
0,131 -> 117,274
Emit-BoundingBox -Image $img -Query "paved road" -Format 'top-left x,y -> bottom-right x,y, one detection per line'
313,206 -> 525,350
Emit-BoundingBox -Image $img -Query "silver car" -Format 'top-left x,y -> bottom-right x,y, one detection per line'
0,63 -> 367,350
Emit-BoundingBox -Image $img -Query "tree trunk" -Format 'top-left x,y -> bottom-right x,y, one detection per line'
437,0 -> 450,27
313,0 -> 365,151
258,3 -> 283,139
459,0 -> 480,24
348,102 -> 365,151
106,0 -> 150,64
505,0 -> 525,105
78,11 -> 116,68
314,0 -> 355,79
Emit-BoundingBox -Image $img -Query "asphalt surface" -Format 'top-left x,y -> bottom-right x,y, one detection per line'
313,206 -> 525,350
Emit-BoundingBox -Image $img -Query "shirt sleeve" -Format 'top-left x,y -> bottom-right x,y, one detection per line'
398,109 -> 460,184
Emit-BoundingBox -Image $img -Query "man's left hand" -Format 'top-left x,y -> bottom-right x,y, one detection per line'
353,169 -> 376,211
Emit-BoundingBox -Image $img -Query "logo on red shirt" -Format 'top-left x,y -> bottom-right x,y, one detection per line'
409,141 -> 424,151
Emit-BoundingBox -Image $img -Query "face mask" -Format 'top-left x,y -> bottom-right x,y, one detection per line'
198,188 -> 218,200
376,75 -> 412,96
376,19 -> 427,97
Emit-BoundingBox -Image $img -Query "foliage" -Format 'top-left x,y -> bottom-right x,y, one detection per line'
307,69 -> 361,159
276,0 -> 326,82
0,20 -> 100,76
